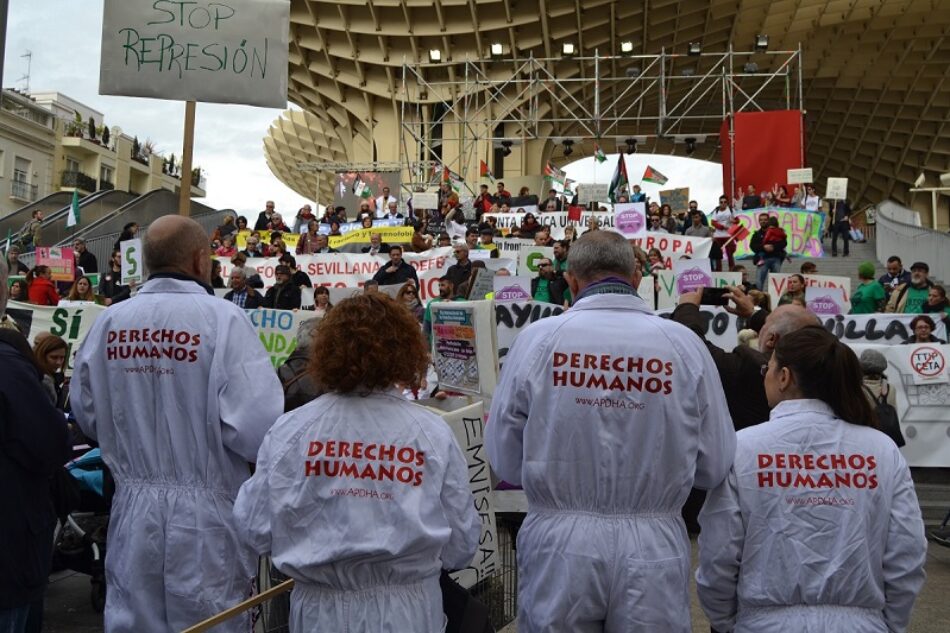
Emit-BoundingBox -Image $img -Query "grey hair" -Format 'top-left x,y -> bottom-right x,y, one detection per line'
770,307 -> 821,339
229,267 -> 247,280
567,231 -> 636,282
0,256 -> 8,315
296,318 -> 321,349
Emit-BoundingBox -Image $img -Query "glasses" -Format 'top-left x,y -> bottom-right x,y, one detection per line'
760,364 -> 769,377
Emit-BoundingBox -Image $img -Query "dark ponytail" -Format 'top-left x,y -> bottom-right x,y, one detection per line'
773,326 -> 879,429
25,265 -> 50,285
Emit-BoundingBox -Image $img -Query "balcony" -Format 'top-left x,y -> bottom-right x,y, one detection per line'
61,170 -> 98,193
99,179 -> 115,191
10,180 -> 38,201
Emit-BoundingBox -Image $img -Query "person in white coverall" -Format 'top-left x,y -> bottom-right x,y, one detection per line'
234,293 -> 480,633
486,231 -> 736,633
70,216 -> 284,633
697,326 -> 927,633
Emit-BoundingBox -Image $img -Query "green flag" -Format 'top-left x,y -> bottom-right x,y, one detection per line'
608,154 -> 630,203
67,189 -> 81,228
593,144 -> 608,164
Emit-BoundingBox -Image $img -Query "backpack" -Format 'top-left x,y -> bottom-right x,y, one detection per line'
864,382 -> 905,447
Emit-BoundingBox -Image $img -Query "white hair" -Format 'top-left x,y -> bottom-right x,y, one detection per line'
567,231 -> 636,282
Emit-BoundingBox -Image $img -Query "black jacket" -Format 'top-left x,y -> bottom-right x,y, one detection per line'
263,283 -> 302,310
97,268 -> 132,304
361,243 -> 391,256
444,261 -> 473,290
75,250 -> 98,274
372,260 -> 419,287
531,276 -> 568,307
254,210 -> 272,231
0,332 -> 70,608
277,350 -> 325,412
223,288 -> 265,309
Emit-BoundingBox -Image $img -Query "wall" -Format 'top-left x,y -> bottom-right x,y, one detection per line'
875,200 -> 950,283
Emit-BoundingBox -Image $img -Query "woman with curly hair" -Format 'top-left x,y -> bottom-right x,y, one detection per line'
65,275 -> 102,304
234,293 -> 479,633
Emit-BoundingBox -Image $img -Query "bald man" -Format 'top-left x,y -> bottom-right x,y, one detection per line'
71,215 -> 284,633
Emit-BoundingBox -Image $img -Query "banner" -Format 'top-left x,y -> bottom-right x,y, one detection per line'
328,226 -> 414,250
35,247 -> 75,282
482,211 -> 614,239
629,232 -> 713,269
431,301 -> 496,397
768,273 -> 850,311
495,300 -> 565,368
822,313 -> 947,346
245,308 -> 310,368
420,399 -> 498,588
731,208 -> 824,259
5,300 -> 107,374
99,0 -> 289,107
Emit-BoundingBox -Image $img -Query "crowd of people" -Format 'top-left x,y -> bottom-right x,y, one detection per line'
0,185 -> 946,633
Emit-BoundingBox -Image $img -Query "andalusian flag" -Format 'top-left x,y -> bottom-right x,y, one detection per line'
479,160 -> 495,184
543,162 -> 565,187
67,189 -> 81,228
608,155 -> 629,203
642,165 -> 669,185
593,144 -> 608,163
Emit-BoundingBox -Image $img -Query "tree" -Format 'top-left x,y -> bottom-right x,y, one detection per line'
101,125 -> 111,147
132,136 -> 140,160
88,116 -> 97,141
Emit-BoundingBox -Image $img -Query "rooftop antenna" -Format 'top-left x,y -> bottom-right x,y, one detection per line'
18,50 -> 32,93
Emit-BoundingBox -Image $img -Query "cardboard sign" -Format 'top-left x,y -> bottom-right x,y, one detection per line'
411,191 -> 439,210
673,259 -> 712,294
120,239 -> 144,285
492,276 -> 532,302
659,187 -> 690,214
805,286 -> 846,316
466,267 -> 495,300
826,177 -> 848,200
430,301 -> 496,396
613,203 -> 647,238
99,0 -> 289,107
787,168 -> 813,184
578,183 -> 610,205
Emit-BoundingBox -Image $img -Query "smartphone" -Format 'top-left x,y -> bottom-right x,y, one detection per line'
700,287 -> 729,306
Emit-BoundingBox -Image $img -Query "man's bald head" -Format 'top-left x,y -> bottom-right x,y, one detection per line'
759,304 -> 822,354
144,215 -> 211,282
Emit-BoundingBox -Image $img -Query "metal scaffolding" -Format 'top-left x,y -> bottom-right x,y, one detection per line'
398,45 -> 804,198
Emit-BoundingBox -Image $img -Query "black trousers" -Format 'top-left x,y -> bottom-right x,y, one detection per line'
831,220 -> 850,255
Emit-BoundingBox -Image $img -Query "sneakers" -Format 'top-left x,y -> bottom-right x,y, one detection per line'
932,525 -> 950,547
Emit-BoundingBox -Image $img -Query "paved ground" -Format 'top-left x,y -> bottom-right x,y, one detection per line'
45,539 -> 950,632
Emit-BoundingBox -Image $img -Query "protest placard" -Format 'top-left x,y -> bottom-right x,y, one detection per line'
431,301 -> 496,396
826,177 -> 848,200
467,267 -> 495,300
730,208 -> 824,259
787,168 -> 813,185
245,307 -> 309,368
411,191 -> 439,210
35,247 -> 75,282
578,183 -> 609,205
907,345 -> 948,386
805,286 -> 847,316
99,0 -> 289,107
493,276 -> 532,302
120,239 -> 144,285
659,187 -> 690,214
673,259 -> 712,294
654,271 -> 741,310
517,246 -> 554,277
613,203 -> 647,239
768,273 -> 850,311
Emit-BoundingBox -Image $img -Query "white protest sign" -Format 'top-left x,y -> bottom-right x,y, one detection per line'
805,286 -> 846,316
578,183 -> 610,205
613,202 -> 647,239
430,301 -> 497,396
825,177 -> 848,200
768,273 -> 851,312
467,267 -> 495,300
787,168 -> 813,185
412,191 -> 439,209
493,276 -> 532,302
907,345 -> 948,385
517,246 -> 554,277
482,211 -> 614,239
120,238 -> 144,285
494,300 -> 565,368
673,259 -> 712,295
629,232 -> 713,269
654,271 -> 741,310
419,398 -> 498,589
99,0 -> 289,107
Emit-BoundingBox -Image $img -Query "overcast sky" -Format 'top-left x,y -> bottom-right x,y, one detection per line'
3,0 -> 724,216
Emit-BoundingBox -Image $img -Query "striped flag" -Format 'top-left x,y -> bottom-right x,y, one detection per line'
642,165 -> 669,185
593,144 -> 608,163
67,189 -> 81,228
543,162 -> 565,187
479,160 -> 495,184
608,155 -> 629,203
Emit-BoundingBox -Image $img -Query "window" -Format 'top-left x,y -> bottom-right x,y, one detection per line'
13,156 -> 30,183
66,157 -> 80,173
100,164 -> 114,184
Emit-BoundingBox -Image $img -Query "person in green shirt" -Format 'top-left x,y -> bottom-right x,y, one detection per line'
530,258 -> 568,306
850,261 -> 886,314
422,276 -> 463,341
885,262 -> 932,314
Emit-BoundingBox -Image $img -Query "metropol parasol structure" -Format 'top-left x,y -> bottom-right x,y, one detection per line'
263,0 -> 950,228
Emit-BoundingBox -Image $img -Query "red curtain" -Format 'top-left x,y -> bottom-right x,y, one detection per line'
721,110 -> 805,198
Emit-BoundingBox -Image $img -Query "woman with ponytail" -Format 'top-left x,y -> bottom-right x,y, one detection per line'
697,326 -> 927,633
26,265 -> 60,306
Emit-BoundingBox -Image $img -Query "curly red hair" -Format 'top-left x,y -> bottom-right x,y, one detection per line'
310,293 -> 429,393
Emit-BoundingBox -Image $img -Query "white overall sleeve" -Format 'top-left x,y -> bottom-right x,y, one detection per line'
215,314 -> 285,463
485,334 -> 534,486
70,318 -> 106,441
696,469 -> 743,633
233,432 -> 276,556
690,340 -> 736,490
881,452 -> 927,632
439,438 -> 480,571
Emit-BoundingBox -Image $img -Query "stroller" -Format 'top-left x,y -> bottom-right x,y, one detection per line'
53,447 -> 114,613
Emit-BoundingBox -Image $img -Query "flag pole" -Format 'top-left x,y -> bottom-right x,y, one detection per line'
178,100 -> 196,216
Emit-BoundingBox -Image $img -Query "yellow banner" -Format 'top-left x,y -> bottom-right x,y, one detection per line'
234,230 -> 300,250
329,226 -> 414,248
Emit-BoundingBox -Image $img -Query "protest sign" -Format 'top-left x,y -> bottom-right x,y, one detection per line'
805,286 -> 846,316
495,300 -> 565,367
637,275 -> 656,311
467,267 -> 495,300
768,273 -> 850,311
5,300 -> 107,374
628,232 -> 713,269
654,271 -> 740,310
578,183 -> 609,205
826,177 -> 848,200
431,301 -> 496,396
517,246 -> 554,277
482,211 -> 613,239
494,238 -> 535,260
730,208 -> 824,259
120,239 -> 144,285
656,306 -> 743,351
419,398 -> 498,588
787,168 -> 813,184
245,308 -> 309,368
35,247 -> 75,282
99,0 -> 289,107
328,226 -> 414,250
412,191 -> 439,210
907,345 -> 948,386
493,276 -> 532,302
659,187 -> 690,214
821,313 -> 946,346
613,203 -> 647,239
673,259 -> 712,294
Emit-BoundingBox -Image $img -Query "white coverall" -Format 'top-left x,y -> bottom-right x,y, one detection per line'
233,390 -> 480,633
696,399 -> 927,633
486,292 -> 736,632
70,277 -> 284,633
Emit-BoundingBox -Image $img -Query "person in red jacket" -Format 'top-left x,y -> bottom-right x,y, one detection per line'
26,265 -> 60,306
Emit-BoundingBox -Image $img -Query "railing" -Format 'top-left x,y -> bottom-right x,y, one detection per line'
99,180 -> 115,191
875,200 -> 950,283
61,170 -> 99,192
10,180 -> 38,201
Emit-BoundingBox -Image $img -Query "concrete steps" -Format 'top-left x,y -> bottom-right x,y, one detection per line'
780,234 -> 884,287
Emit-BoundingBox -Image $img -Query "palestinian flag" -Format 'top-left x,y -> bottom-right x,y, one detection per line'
479,160 -> 495,183
543,162 -> 565,187
564,178 -> 576,196
608,155 -> 629,203
442,166 -> 463,192
642,165 -> 668,185
593,144 -> 608,163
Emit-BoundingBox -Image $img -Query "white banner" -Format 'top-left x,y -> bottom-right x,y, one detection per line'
245,308 -> 311,368
99,0 -> 289,107
483,211 -> 614,239
768,273 -> 851,312
5,300 -> 108,375
630,232 -> 713,269
494,300 -> 566,368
